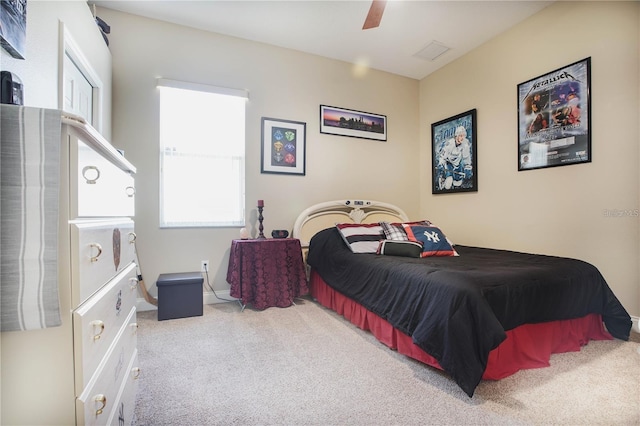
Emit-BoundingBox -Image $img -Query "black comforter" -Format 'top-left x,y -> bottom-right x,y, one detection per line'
307,227 -> 631,397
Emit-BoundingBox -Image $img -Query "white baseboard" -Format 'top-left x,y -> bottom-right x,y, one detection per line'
203,290 -> 238,306
136,298 -> 157,312
136,290 -> 238,312
136,298 -> 640,337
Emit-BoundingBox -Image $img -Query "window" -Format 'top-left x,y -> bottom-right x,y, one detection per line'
158,79 -> 247,227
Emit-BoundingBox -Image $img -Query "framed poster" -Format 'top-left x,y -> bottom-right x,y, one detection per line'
0,0 -> 27,59
517,57 -> 591,171
261,117 -> 306,175
431,109 -> 477,194
319,105 -> 387,141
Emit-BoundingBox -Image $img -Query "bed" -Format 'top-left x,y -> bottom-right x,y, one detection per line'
292,200 -> 632,397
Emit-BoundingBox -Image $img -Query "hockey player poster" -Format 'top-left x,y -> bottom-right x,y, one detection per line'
517,57 -> 591,171
431,109 -> 477,194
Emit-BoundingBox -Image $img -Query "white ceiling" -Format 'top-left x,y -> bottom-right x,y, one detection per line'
90,0 -> 554,80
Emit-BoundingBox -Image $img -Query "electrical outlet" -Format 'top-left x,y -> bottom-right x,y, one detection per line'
201,260 -> 209,272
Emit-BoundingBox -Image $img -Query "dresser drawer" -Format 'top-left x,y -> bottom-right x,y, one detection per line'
76,307 -> 137,426
73,263 -> 138,390
105,349 -> 140,426
71,219 -> 136,306
71,138 -> 135,218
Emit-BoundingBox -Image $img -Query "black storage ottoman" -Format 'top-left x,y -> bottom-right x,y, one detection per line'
156,272 -> 204,321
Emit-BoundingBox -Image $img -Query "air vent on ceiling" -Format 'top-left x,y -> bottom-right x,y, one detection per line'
414,41 -> 451,61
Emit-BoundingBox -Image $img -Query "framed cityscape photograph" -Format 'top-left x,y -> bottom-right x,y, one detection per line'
320,105 -> 387,141
431,109 -> 477,194
517,57 -> 591,171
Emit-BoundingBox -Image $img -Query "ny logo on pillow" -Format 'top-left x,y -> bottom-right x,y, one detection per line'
422,229 -> 441,243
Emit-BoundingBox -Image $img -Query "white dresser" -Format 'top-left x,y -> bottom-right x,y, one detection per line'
1,115 -> 139,425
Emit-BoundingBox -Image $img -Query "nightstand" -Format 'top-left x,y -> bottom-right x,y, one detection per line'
226,238 -> 308,310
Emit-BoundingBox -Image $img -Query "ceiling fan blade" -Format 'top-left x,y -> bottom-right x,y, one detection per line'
362,0 -> 387,30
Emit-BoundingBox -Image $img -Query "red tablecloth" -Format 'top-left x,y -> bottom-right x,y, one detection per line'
226,238 -> 308,310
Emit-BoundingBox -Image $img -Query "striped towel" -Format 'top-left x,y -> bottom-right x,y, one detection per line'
1,105 -> 62,331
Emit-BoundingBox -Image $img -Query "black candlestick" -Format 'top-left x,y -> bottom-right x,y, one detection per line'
257,206 -> 265,239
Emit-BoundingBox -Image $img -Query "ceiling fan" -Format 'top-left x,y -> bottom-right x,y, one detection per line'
362,0 -> 387,30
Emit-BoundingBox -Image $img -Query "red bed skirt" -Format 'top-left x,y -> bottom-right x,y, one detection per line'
310,270 -> 613,380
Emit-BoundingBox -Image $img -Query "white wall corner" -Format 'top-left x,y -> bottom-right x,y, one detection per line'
136,298 -> 157,312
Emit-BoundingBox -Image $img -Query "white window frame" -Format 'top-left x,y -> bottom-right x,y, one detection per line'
157,79 -> 248,228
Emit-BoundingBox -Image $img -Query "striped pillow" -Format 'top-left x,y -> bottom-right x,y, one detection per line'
336,223 -> 384,253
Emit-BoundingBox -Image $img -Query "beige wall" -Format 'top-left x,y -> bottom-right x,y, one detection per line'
0,1 -> 112,139
4,2 -> 636,320
96,8 -> 420,297
419,1 -> 640,318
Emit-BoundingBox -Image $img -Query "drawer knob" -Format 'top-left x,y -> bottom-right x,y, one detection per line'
82,165 -> 101,184
125,186 -> 136,197
89,243 -> 103,263
94,394 -> 107,415
128,232 -> 137,243
129,277 -> 139,290
90,320 -> 105,340
132,367 -> 141,379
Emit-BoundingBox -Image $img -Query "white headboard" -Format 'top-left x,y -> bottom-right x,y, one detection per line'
292,199 -> 409,248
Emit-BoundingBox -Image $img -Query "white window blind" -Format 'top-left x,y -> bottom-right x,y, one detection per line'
158,79 -> 247,227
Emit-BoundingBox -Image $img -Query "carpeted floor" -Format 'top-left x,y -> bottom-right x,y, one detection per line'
133,297 -> 640,425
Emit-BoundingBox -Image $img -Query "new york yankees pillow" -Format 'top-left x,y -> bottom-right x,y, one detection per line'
402,224 -> 458,258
